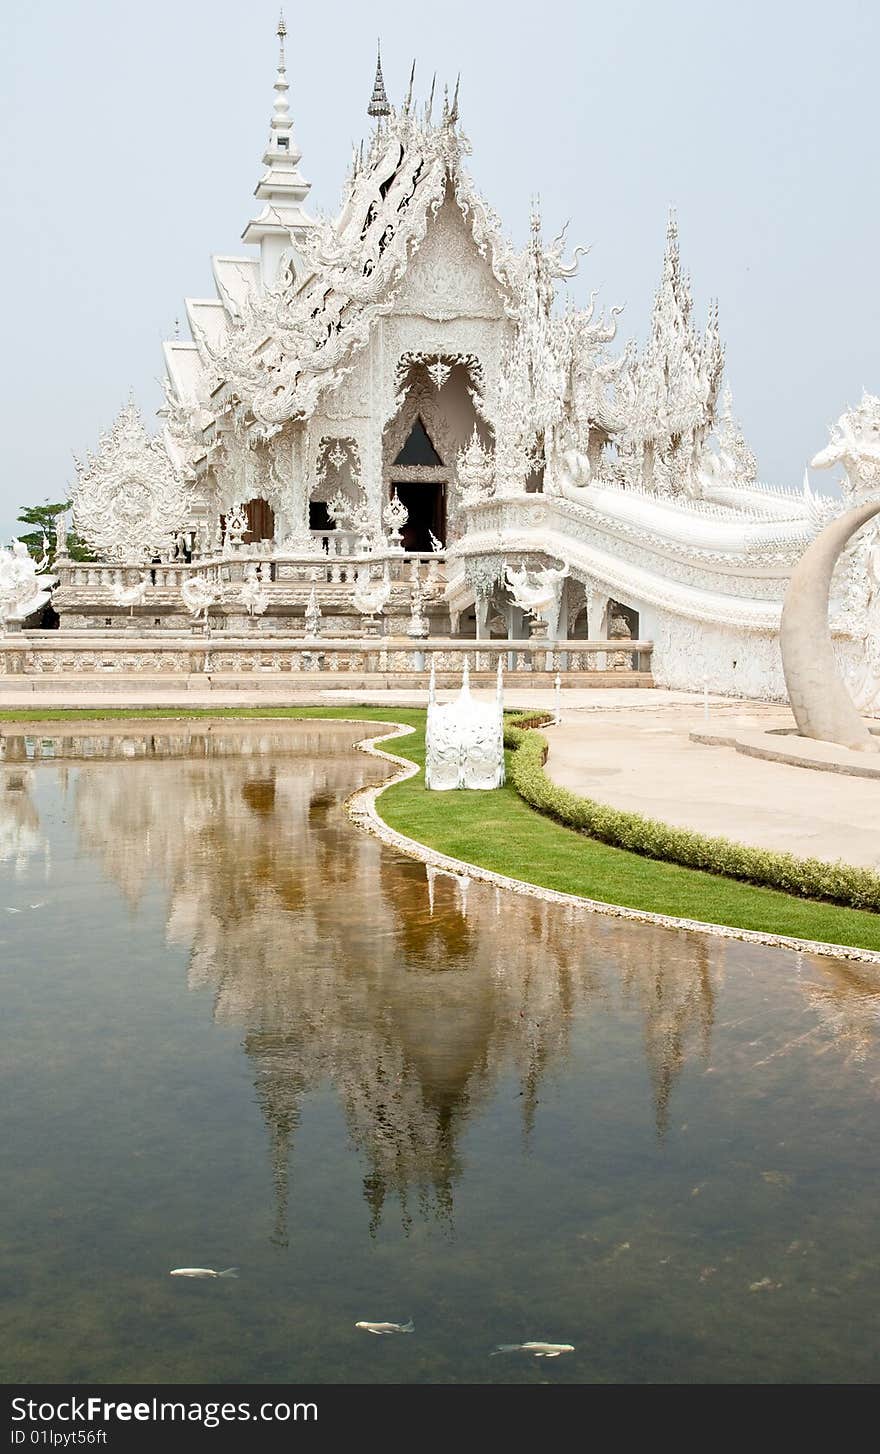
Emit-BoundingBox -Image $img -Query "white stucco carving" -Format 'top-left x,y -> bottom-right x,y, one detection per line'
73,402 -> 190,564
425,659 -> 505,790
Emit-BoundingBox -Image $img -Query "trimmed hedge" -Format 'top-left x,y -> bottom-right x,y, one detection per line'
502,714 -> 880,914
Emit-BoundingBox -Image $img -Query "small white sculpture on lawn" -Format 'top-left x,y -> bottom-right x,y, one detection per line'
425,657 -> 505,790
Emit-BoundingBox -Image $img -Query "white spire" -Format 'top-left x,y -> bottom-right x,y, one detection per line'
242,12 -> 316,286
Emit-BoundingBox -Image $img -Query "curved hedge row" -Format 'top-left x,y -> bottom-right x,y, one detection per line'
502,716 -> 880,914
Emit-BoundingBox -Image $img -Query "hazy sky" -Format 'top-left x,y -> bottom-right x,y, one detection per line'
1,0 -> 878,536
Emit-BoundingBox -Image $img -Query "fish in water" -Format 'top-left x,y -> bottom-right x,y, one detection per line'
355,1319 -> 414,1336
169,1267 -> 239,1279
492,1341 -> 575,1358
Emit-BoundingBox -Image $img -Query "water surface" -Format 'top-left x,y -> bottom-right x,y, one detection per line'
1,722 -> 879,1384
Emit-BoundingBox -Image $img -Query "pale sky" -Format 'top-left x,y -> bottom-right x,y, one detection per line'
1,0 -> 877,536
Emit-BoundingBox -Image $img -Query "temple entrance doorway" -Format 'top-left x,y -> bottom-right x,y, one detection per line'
392,479 -> 445,552
383,357 -> 490,552
388,414 -> 448,551
244,498 -> 275,544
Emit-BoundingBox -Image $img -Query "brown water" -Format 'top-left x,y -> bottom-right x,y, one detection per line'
1,722 -> 879,1384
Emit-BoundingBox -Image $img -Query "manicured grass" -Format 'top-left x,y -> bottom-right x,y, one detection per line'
3,705 -> 879,950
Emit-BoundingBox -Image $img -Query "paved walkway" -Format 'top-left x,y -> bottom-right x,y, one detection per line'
544,703 -> 880,870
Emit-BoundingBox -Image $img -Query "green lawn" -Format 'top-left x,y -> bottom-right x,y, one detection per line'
3,705 -> 879,951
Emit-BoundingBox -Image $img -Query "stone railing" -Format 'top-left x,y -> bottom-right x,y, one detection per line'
0,634 -> 653,683
56,546 -> 446,593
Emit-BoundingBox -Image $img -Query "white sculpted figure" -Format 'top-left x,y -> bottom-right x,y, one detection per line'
351,563 -> 391,619
110,574 -> 149,613
811,392 -> 880,500
425,658 -> 505,791
180,574 -> 221,626
0,539 -> 56,628
505,561 -> 569,620
235,563 -> 270,617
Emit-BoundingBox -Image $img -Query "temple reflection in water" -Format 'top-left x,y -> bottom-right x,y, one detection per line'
3,722 -> 874,1243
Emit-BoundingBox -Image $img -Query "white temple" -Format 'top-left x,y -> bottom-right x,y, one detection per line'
45,18 -> 879,707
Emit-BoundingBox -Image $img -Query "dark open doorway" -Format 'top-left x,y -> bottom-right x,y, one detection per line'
394,481 -> 445,552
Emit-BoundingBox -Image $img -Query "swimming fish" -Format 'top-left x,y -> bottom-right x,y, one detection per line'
355,1319 -> 414,1336
169,1267 -> 239,1279
492,1341 -> 575,1358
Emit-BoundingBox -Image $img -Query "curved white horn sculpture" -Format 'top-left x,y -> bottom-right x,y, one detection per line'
780,498 -> 880,752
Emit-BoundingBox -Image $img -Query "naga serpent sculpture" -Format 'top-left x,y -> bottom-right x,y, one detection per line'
780,498 -> 880,751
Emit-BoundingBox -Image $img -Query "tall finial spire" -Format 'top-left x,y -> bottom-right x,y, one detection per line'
368,41 -> 391,119
242,13 -> 315,283
272,10 -> 291,135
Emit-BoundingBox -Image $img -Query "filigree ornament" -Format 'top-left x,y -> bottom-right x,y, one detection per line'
383,490 -> 409,548
72,402 -> 190,564
457,427 -> 494,504
223,501 -> 250,547
427,360 -> 452,391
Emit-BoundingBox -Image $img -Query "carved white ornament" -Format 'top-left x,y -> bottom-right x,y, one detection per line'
504,560 -> 569,620
72,403 -> 190,564
425,659 -> 505,790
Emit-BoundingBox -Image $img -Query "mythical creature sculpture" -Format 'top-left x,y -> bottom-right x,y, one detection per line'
811,392 -> 880,500
72,402 -> 190,563
110,575 -> 149,615
180,574 -> 221,627
351,563 -> 391,620
554,448 -> 592,503
0,540 -> 56,628
424,658 -> 505,790
505,561 -> 569,621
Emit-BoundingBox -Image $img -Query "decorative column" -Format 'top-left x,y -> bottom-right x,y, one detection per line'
288,425 -> 312,549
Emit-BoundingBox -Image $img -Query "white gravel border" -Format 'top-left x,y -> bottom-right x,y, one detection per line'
346,720 -> 880,967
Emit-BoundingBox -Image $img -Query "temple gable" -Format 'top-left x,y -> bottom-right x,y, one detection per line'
393,194 -> 505,323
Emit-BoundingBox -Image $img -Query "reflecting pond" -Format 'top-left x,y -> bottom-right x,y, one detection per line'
1,721 -> 879,1384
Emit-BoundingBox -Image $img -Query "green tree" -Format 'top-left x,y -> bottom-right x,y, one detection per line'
16,500 -> 94,564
